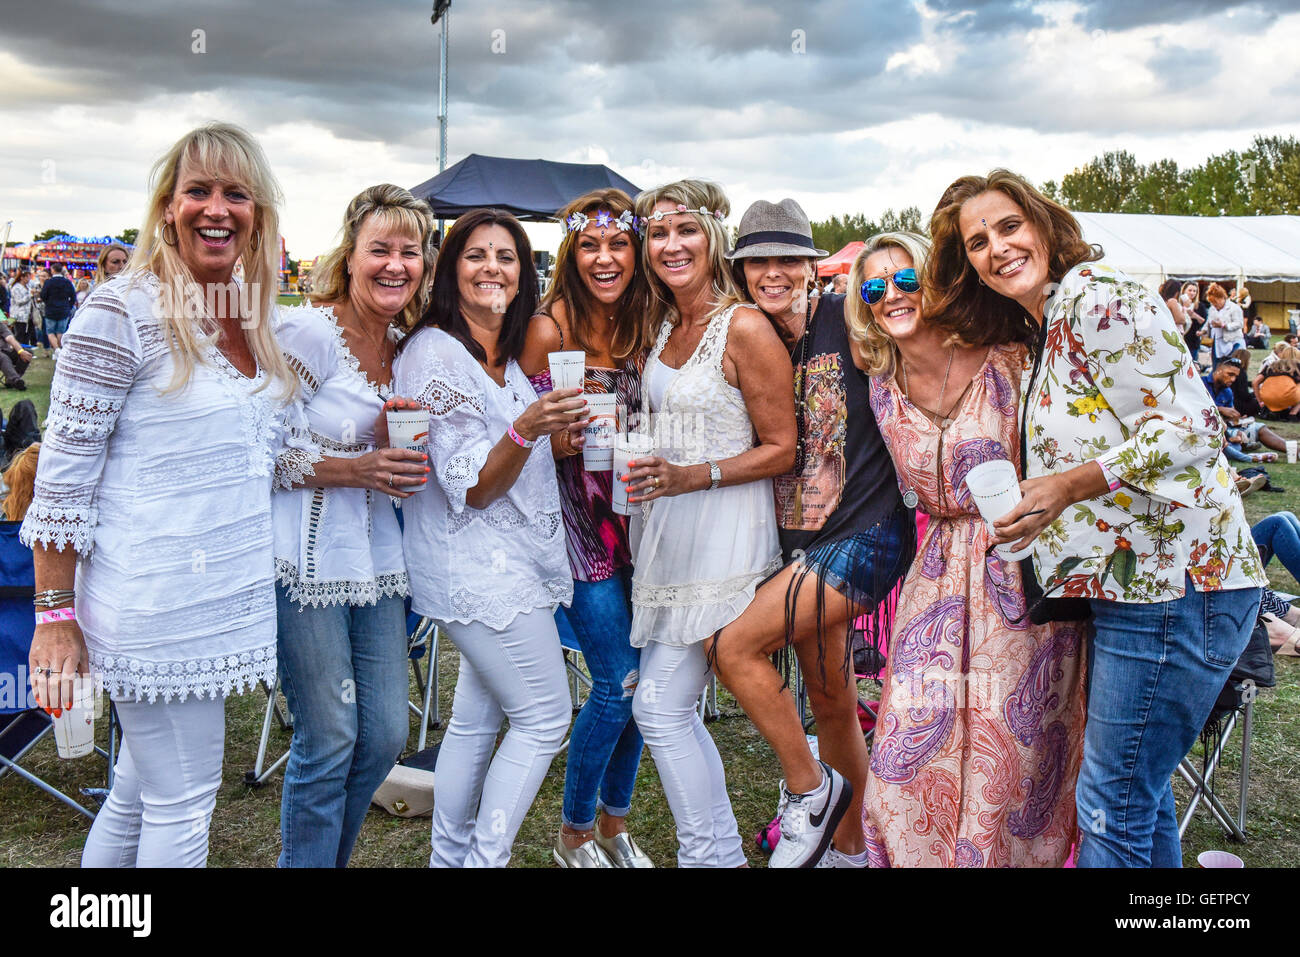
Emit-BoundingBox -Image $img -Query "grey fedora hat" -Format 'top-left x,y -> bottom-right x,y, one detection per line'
725,198 -> 828,260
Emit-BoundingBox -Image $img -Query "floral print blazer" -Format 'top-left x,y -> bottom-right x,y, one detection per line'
1021,260 -> 1265,603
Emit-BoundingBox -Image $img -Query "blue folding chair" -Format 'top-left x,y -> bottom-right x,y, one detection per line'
0,521 -> 114,817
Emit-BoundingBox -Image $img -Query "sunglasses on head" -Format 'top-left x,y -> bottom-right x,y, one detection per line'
860,268 -> 920,305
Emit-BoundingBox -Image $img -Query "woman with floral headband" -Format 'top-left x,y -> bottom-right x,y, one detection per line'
519,188 -> 654,867
926,169 -> 1264,868
624,180 -> 796,867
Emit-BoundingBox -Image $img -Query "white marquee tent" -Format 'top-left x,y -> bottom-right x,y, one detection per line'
1074,212 -> 1300,327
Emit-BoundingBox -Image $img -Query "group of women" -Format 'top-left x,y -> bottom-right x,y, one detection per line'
23,122 -> 1264,869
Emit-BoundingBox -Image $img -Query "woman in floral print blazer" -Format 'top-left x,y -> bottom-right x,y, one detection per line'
925,169 -> 1264,870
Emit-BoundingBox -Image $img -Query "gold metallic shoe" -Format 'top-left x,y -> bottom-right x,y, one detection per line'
553,830 -> 614,868
594,830 -> 655,868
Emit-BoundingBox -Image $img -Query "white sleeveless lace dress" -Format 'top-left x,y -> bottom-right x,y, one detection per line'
628,305 -> 781,648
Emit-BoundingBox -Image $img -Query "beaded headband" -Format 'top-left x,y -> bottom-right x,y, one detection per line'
644,204 -> 726,225
563,209 -> 642,235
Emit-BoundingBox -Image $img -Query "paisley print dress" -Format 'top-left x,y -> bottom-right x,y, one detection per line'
861,343 -> 1086,867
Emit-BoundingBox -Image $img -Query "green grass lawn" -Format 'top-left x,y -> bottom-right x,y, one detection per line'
3,349 -> 1298,867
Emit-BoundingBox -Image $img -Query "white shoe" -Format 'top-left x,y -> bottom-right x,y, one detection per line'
815,846 -> 869,868
769,761 -> 853,868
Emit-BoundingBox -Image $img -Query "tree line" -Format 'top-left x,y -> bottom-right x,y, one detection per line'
810,135 -> 1300,253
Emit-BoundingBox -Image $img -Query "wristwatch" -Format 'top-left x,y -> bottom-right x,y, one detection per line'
707,461 -> 722,491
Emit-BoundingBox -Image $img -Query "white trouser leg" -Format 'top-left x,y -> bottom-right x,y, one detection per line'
82,694 -> 226,868
632,641 -> 745,868
429,607 -> 572,868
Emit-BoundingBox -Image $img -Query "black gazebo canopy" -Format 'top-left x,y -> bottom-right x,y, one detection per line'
411,153 -> 642,222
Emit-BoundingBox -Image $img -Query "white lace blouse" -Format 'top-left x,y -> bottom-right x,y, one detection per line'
393,326 -> 571,630
272,304 -> 409,608
19,273 -> 291,703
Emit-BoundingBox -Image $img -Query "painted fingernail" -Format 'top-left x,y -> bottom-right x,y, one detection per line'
52,709 -> 62,718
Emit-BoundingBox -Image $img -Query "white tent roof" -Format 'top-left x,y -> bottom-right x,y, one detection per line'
1073,212 -> 1300,288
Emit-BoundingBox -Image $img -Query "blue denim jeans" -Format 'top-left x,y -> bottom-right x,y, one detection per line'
1077,577 -> 1259,868
1252,511 -> 1300,582
275,585 -> 409,867
557,568 -> 644,829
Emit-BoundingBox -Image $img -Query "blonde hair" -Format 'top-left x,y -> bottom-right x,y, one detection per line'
309,184 -> 437,333
633,179 -> 744,337
127,122 -> 293,397
95,242 -> 130,286
844,231 -> 933,377
2,443 -> 39,522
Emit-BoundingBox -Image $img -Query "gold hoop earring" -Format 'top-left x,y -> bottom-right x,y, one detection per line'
249,231 -> 261,252
162,223 -> 178,247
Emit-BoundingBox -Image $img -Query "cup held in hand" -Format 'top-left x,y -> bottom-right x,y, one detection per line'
52,675 -> 97,760
547,351 -> 586,392
611,433 -> 656,516
583,395 -> 619,471
386,409 -> 430,453
963,459 -> 1034,561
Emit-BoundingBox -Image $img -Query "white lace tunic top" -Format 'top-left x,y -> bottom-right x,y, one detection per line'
272,304 -> 409,607
628,305 -> 781,647
393,326 -> 571,630
19,273 -> 290,702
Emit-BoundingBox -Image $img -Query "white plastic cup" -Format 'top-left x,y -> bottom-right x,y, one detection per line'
583,394 -> 619,471
963,459 -> 1033,561
52,676 -> 96,760
1287,440 -> 1297,464
1197,850 -> 1244,868
386,408 -> 430,452
611,433 -> 656,516
547,351 -> 586,392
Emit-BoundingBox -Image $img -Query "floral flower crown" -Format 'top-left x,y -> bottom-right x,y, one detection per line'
562,208 -> 642,236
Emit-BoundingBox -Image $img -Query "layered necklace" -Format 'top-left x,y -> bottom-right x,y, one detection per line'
898,345 -> 980,511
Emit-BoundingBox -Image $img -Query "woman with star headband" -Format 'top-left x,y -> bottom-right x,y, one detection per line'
623,179 -> 796,867
518,188 -> 655,867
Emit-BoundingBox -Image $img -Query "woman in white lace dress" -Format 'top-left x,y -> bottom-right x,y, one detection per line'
271,185 -> 436,867
394,208 -> 588,867
624,180 -> 796,866
22,123 -> 298,867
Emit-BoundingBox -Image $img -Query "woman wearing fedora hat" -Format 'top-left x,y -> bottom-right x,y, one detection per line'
707,198 -> 915,868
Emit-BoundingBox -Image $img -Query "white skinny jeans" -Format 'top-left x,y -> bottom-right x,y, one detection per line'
631,640 -> 746,868
81,694 -> 226,868
430,606 -> 572,868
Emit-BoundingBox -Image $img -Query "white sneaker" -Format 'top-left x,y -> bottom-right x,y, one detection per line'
769,761 -> 853,868
815,846 -> 869,868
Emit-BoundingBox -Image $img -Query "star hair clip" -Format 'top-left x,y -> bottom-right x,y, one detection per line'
563,209 -> 642,236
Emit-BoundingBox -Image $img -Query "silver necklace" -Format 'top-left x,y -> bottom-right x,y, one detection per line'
899,346 -> 955,509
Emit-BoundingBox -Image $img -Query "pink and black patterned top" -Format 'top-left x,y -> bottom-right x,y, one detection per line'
529,359 -> 640,583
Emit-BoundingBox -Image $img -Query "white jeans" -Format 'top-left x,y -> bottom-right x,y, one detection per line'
430,606 -> 572,867
632,640 -> 745,868
81,694 -> 226,868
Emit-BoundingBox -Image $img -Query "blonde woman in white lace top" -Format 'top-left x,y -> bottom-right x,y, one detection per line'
623,180 -> 795,867
22,123 -> 298,867
270,184 -> 436,868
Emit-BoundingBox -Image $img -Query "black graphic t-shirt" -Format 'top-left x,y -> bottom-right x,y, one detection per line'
776,293 -> 903,559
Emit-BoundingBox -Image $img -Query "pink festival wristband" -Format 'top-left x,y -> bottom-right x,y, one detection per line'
507,425 -> 536,449
36,606 -> 76,626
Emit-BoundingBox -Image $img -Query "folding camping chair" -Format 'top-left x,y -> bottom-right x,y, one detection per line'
0,520 -> 115,818
1176,618 -> 1272,842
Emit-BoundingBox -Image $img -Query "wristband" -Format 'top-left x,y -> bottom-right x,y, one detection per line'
507,424 -> 536,449
36,606 -> 76,625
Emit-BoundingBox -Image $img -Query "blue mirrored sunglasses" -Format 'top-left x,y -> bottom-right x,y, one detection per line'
860,268 -> 920,305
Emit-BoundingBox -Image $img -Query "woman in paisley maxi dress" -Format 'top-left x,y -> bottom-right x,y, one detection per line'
848,232 -> 1086,867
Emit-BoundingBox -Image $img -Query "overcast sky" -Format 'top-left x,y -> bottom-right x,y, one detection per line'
2,0 -> 1298,259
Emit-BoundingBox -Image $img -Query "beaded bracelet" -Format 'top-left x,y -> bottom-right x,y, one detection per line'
36,606 -> 76,625
33,589 -> 76,608
507,424 -> 536,449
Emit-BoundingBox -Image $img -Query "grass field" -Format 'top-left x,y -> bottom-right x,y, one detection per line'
3,348 -> 1298,868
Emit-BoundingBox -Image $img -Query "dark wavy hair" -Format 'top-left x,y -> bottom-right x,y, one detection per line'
925,169 -> 1101,347
398,208 -> 538,366
540,188 -> 650,362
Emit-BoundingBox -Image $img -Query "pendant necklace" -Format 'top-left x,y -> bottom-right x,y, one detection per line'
899,346 -> 955,510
